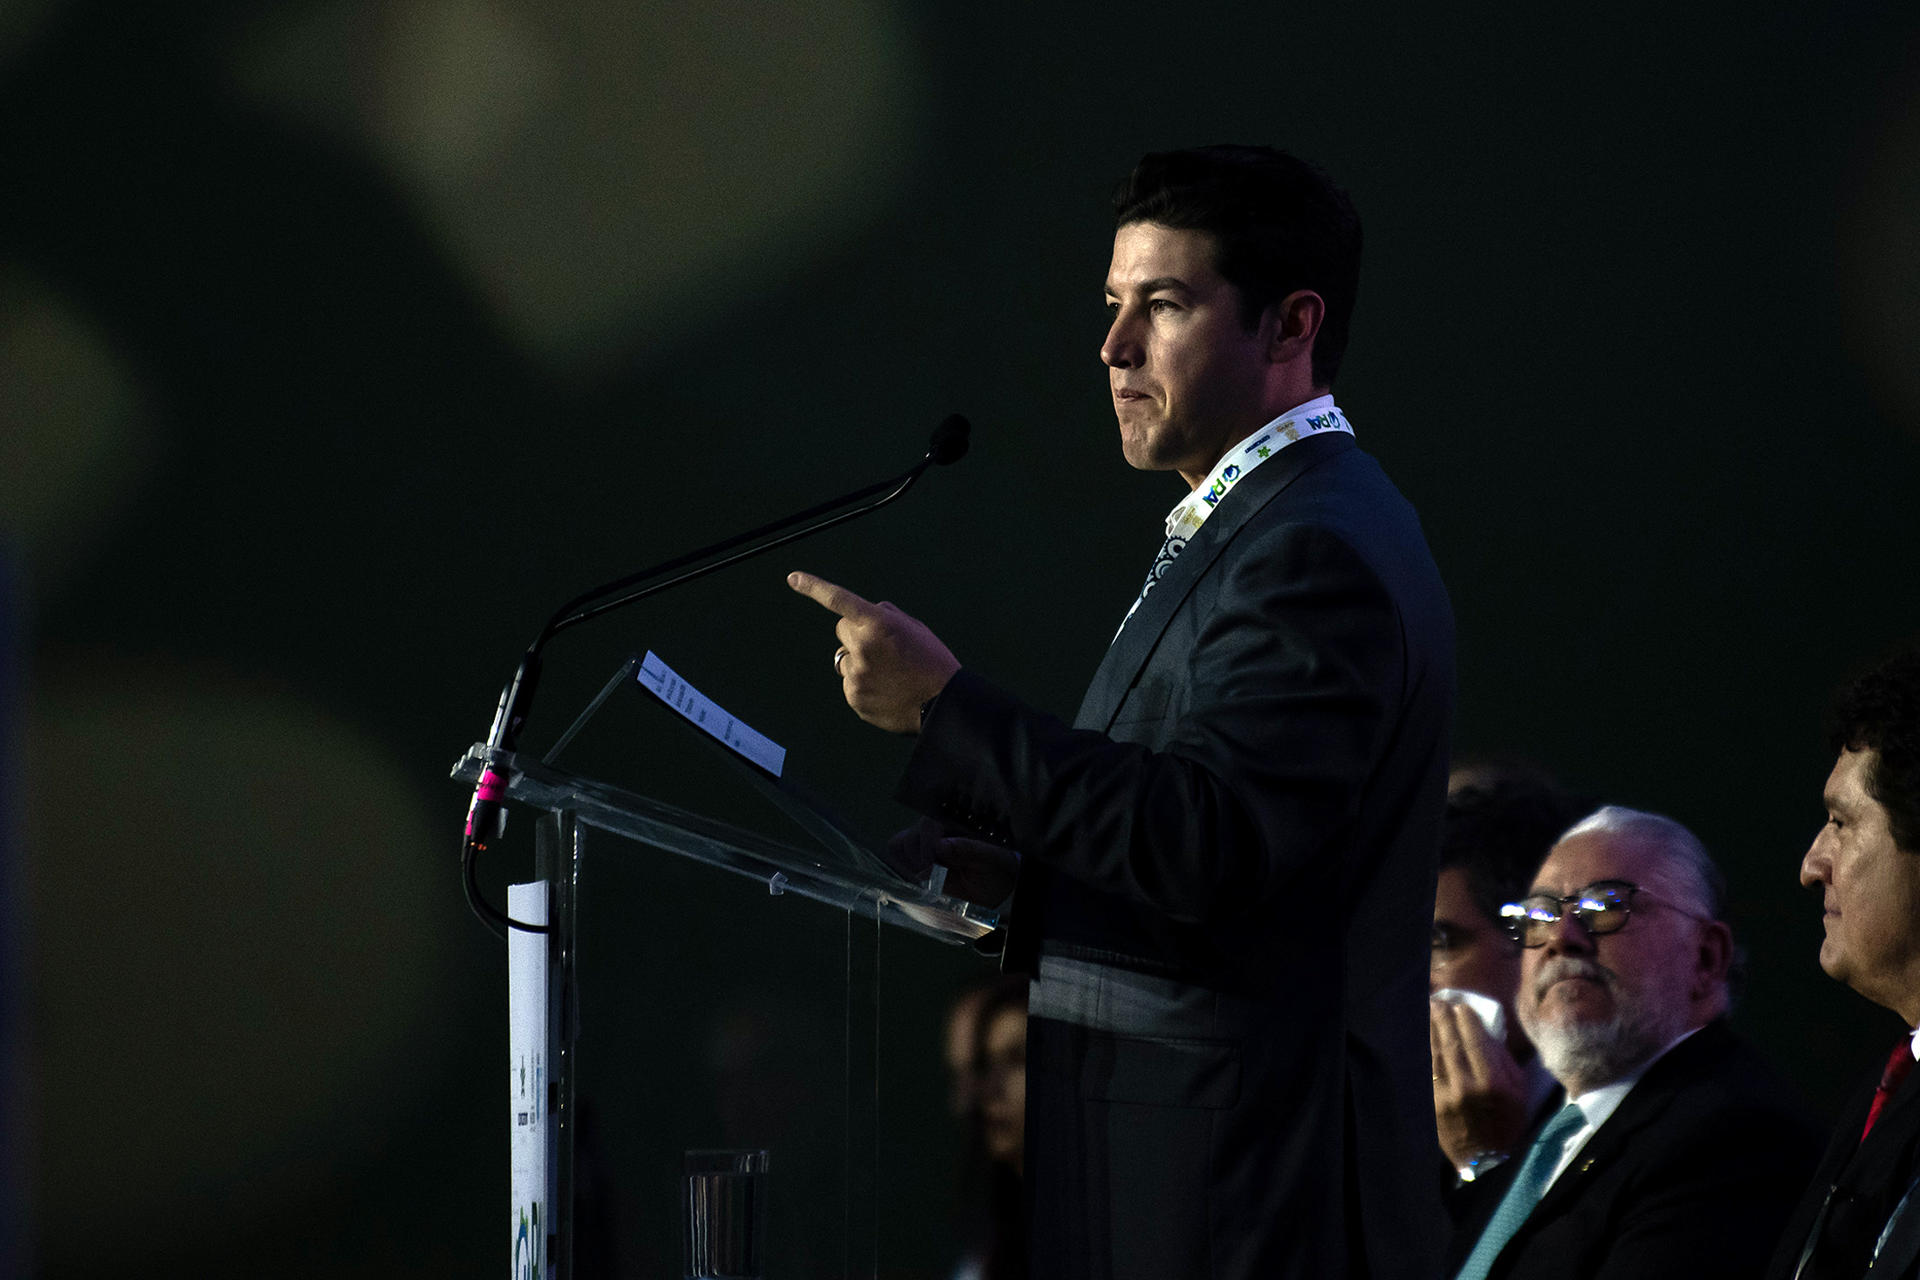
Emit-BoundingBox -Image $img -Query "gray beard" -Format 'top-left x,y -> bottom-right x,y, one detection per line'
1523,959 -> 1690,1093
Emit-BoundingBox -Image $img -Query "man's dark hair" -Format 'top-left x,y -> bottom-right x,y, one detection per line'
1112,145 -> 1362,387
1441,765 -> 1591,928
1827,639 -> 1920,853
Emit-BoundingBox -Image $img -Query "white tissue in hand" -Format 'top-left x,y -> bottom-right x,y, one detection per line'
1432,987 -> 1505,1042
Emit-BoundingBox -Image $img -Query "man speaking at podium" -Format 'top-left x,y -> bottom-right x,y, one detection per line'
790,145 -> 1455,1280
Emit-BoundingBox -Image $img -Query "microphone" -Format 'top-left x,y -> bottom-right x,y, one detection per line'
927,413 -> 970,466
461,414 -> 972,936
546,413 -> 972,634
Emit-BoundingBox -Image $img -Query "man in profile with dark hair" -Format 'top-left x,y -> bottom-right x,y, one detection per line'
1430,767 -> 1590,1188
791,145 -> 1453,1278
1770,640 -> 1920,1279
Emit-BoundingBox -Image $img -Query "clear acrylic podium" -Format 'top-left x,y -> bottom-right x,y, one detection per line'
452,741 -> 1000,1280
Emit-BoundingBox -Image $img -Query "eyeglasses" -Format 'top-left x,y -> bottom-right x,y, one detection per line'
1498,879 -> 1713,948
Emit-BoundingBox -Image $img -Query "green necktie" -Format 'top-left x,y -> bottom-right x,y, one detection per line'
1454,1102 -> 1587,1280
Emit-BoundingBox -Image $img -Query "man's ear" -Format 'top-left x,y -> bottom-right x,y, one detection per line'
1269,289 -> 1324,365
1693,919 -> 1734,1000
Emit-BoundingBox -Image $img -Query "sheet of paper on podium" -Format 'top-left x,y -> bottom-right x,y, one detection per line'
636,650 -> 787,777
636,649 -> 914,883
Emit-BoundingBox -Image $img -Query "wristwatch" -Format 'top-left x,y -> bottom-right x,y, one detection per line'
1455,1150 -> 1511,1183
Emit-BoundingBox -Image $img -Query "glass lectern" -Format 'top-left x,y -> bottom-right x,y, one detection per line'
452,739 -> 999,1280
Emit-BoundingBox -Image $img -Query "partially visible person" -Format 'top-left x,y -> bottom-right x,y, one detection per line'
1770,640 -> 1920,1279
945,976 -> 1028,1280
1448,806 -> 1819,1280
976,986 -> 1027,1178
944,984 -> 991,1118
1429,765 -> 1590,1187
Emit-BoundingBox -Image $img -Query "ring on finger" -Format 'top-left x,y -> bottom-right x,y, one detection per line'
833,646 -> 849,675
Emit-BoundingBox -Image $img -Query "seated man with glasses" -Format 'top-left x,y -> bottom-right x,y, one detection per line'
1447,805 -> 1820,1280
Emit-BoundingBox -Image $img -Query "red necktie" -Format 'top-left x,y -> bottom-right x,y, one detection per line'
1860,1039 -> 1916,1143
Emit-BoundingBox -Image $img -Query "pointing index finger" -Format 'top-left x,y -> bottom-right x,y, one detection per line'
787,571 -> 874,619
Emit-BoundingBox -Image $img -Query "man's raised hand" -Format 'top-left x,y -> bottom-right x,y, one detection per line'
1429,995 -> 1530,1173
787,571 -> 960,734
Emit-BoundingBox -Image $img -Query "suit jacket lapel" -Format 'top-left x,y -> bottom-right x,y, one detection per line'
1860,1047 -> 1920,1161
1525,1022 -> 1730,1223
1780,1057 -> 1912,1276
1071,431 -> 1356,732
1795,1050 -> 1916,1201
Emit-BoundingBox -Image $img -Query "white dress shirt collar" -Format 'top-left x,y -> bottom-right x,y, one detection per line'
1542,1025 -> 1705,1192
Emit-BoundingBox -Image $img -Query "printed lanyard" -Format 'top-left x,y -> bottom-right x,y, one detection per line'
1163,404 -> 1354,541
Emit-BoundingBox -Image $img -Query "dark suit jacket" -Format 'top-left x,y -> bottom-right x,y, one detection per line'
900,430 -> 1455,1280
1446,1020 -> 1820,1280
1768,1041 -> 1920,1280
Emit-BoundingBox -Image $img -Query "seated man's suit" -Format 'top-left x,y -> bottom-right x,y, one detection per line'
1446,1019 -> 1819,1280
1769,1042 -> 1920,1280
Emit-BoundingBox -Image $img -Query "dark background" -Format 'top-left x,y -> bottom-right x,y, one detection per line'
4,0 -> 1919,1274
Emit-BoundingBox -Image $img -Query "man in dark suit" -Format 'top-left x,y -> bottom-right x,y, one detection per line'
1769,640 -> 1920,1280
790,145 -> 1454,1278
1448,806 -> 1819,1280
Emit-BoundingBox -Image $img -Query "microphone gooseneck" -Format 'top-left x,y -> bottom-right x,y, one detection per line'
461,414 -> 973,938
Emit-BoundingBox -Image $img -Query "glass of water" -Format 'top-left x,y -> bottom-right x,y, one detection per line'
682,1149 -> 769,1279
